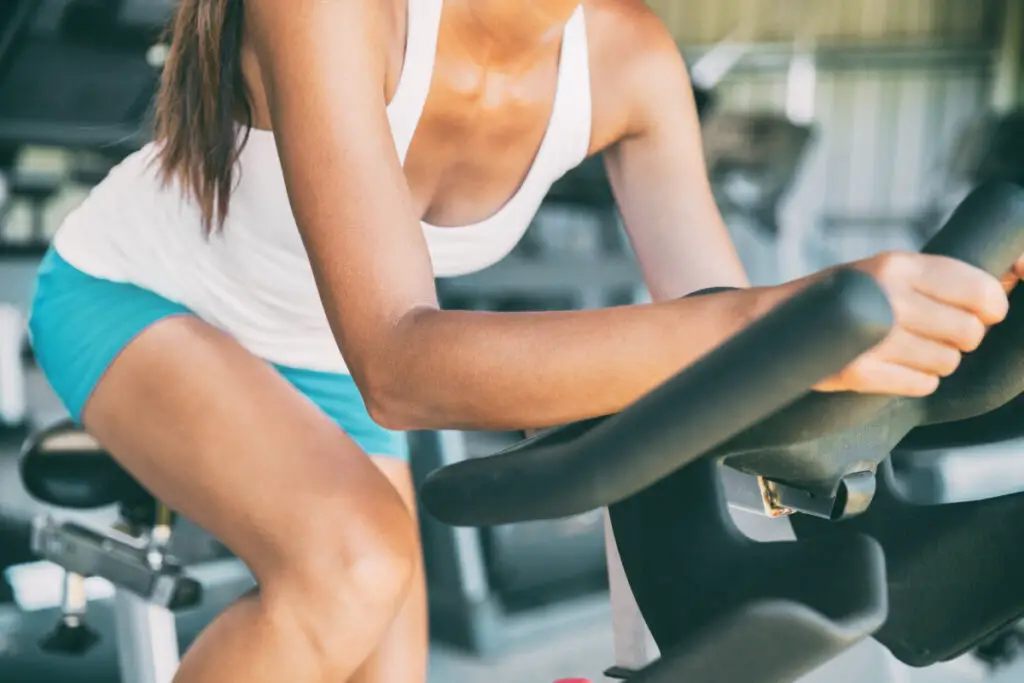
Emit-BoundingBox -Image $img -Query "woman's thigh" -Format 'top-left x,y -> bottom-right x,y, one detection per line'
78,315 -> 413,580
29,249 -> 413,580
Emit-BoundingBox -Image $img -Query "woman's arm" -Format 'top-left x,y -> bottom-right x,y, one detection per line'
594,9 -> 1013,397
246,0 -> 1005,432
598,11 -> 747,301
244,0 -> 782,432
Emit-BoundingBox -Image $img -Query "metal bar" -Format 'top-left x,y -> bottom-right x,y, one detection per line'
0,242 -> 49,258
113,589 -> 180,683
606,513 -> 658,674
0,121 -> 149,154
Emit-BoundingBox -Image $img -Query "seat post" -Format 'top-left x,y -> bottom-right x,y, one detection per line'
146,503 -> 175,569
0,304 -> 26,426
113,588 -> 181,683
114,589 -> 182,683
37,568 -> 101,655
605,513 -> 657,679
113,502 -> 183,683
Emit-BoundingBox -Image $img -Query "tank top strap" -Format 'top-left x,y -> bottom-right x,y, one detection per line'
540,5 -> 593,177
387,0 -> 444,162
389,0 -> 591,175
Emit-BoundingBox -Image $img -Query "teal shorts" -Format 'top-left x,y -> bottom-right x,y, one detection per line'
28,249 -> 408,459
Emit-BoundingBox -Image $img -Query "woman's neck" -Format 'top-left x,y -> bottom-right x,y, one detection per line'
449,0 -> 580,66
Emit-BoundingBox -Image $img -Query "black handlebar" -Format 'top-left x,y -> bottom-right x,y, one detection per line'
920,181 -> 1024,273
420,269 -> 892,526
418,181 -> 1024,683
421,182 -> 1024,527
715,182 -> 1024,498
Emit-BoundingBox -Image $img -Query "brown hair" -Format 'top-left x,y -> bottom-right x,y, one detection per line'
153,0 -> 252,232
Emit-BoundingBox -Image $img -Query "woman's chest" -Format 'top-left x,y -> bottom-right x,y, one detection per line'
400,49 -> 565,228
387,9 -> 626,229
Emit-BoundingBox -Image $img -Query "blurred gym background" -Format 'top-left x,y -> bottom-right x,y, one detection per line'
0,1 -> 1022,682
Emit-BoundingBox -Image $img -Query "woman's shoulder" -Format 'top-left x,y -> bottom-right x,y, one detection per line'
584,0 -> 691,150
583,0 -> 681,64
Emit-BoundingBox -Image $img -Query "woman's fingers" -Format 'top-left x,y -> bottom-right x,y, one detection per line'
817,354 -> 940,397
873,327 -> 963,378
891,289 -> 987,353
900,254 -> 1008,326
818,251 -> 1014,396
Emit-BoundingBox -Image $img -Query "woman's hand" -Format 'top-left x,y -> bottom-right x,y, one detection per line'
814,251 -> 1019,397
999,253 -> 1024,294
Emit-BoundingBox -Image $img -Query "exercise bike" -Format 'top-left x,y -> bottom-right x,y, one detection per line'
420,181 -> 1024,681
15,182 -> 1024,683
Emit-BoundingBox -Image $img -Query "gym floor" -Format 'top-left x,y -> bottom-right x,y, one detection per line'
2,371 -> 1024,683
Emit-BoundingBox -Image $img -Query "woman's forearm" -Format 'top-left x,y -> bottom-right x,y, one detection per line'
364,281 -> 811,431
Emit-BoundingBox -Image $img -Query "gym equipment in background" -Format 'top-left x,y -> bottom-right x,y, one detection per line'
0,514 -> 33,604
0,304 -> 26,428
411,430 -> 611,656
0,0 -> 172,444
0,0 -> 168,152
13,420 -> 252,683
0,0 -> 168,256
422,182 -> 1024,683
973,623 -> 1024,671
0,171 -> 63,256
699,3 -> 818,245
703,112 -> 815,239
428,196 -> 639,654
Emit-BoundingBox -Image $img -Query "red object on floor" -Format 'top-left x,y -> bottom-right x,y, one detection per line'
553,680 -> 592,683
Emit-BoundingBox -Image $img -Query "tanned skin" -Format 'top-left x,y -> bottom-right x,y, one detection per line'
80,1 -> 1023,682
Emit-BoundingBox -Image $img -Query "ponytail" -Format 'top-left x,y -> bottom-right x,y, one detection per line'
153,0 -> 251,232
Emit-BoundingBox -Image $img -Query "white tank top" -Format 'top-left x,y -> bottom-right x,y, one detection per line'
52,0 -> 593,373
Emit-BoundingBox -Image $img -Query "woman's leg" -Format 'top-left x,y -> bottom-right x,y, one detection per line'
79,315 -> 419,683
351,457 -> 429,683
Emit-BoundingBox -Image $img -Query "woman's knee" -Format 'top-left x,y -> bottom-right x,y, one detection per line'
258,484 -> 419,635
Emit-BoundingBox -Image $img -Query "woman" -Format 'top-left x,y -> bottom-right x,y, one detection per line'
28,0 -> 1022,681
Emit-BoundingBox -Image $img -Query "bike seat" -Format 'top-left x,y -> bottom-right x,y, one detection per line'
20,419 -> 151,509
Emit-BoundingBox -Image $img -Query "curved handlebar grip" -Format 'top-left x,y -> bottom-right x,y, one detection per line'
421,269 -> 892,527
921,181 -> 1024,275
918,182 -> 1024,423
924,282 -> 1024,424
717,182 -> 1024,458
